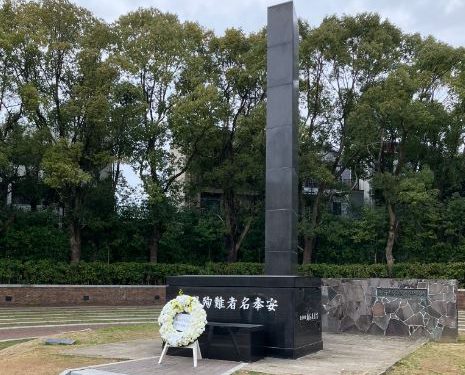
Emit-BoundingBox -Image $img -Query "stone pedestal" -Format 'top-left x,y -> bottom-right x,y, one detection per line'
167,275 -> 323,358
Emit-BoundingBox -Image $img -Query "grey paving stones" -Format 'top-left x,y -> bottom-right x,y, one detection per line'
385,299 -> 400,313
62,339 -> 160,360
397,304 -> 414,321
356,315 -> 372,332
61,333 -> 426,375
404,312 -> 424,326
64,357 -> 244,375
339,316 -> 355,332
386,319 -> 410,336
69,370 -> 121,375
246,333 -> 426,375
367,323 -> 384,335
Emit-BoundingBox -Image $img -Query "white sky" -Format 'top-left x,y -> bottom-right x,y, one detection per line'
76,0 -> 465,46
77,0 -> 464,193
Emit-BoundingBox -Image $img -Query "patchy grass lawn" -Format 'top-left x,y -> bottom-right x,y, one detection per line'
386,335 -> 465,375
0,323 -> 158,375
0,339 -> 33,350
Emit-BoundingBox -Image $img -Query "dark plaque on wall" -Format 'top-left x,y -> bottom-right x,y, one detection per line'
376,288 -> 428,299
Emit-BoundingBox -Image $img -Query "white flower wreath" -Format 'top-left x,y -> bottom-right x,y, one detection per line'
157,294 -> 207,347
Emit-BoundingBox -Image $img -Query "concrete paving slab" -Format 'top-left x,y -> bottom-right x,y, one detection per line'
245,333 -> 426,375
62,357 -> 246,375
62,338 -> 161,360
69,370 -> 123,375
59,333 -> 426,375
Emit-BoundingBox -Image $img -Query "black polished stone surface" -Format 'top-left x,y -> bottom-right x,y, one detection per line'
168,275 -> 321,288
167,322 -> 265,362
167,275 -> 323,359
202,322 -> 265,362
265,0 -> 299,276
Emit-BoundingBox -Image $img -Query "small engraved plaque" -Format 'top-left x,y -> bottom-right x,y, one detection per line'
376,288 -> 427,299
173,313 -> 192,332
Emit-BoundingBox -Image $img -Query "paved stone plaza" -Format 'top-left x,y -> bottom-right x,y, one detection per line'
61,333 -> 426,375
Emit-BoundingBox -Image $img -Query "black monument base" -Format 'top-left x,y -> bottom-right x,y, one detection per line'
166,275 -> 323,359
168,322 -> 265,362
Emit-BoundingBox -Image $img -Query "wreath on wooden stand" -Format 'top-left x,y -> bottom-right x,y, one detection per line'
157,293 -> 207,347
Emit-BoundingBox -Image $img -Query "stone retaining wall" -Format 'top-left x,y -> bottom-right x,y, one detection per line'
322,278 -> 458,341
458,289 -> 465,310
0,285 -> 165,306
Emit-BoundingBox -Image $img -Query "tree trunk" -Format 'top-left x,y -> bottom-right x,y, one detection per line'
112,160 -> 121,212
385,201 -> 397,275
148,225 -> 160,263
30,197 -> 38,212
69,219 -> 81,263
0,180 -> 8,209
226,236 -> 237,263
223,189 -> 239,263
0,212 -> 16,236
68,192 -> 82,263
303,236 -> 315,264
226,216 -> 252,263
302,188 -> 323,264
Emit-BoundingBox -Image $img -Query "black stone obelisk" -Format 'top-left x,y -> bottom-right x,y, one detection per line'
265,1 -> 299,275
167,2 -> 323,359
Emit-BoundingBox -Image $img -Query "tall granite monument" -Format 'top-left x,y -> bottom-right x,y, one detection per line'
265,1 -> 299,275
167,1 -> 323,359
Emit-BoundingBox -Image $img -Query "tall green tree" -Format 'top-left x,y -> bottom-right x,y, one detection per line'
299,14 -> 402,263
351,35 -> 462,272
113,8 -> 209,262
0,1 -> 24,209
183,28 -> 266,263
11,0 -> 118,262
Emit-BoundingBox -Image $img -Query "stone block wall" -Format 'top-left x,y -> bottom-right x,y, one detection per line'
0,285 -> 165,306
458,289 -> 465,310
322,278 -> 458,341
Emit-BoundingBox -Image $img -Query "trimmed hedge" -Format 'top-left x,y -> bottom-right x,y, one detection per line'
0,260 -> 203,285
0,260 -> 464,287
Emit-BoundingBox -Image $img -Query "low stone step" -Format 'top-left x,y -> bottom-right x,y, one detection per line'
0,321 -> 155,330
0,313 -> 159,320
0,309 -> 160,315
0,317 -> 156,327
